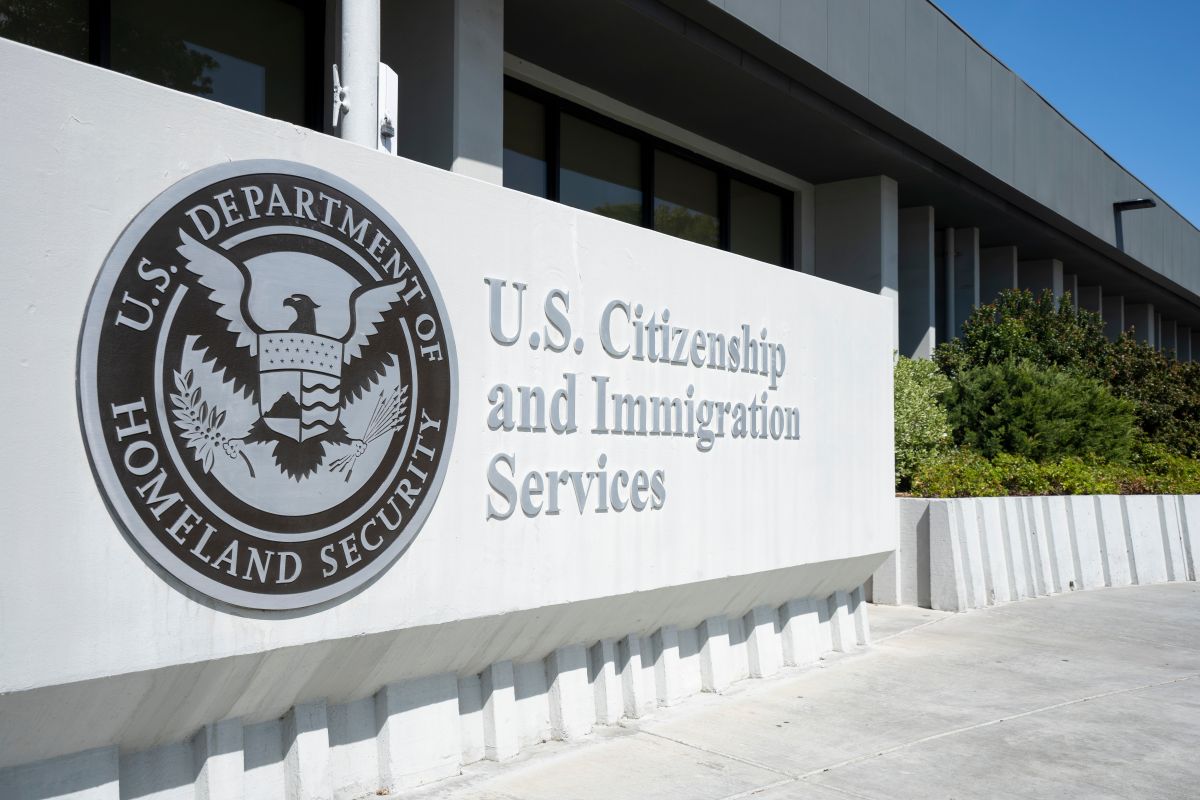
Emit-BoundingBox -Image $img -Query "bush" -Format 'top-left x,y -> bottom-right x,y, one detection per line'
910,450 -> 1003,497
944,360 -> 1135,462
894,356 -> 952,490
1106,335 -> 1200,458
935,289 -> 1108,381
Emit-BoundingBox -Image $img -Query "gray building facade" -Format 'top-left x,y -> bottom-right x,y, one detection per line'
4,0 -> 1196,358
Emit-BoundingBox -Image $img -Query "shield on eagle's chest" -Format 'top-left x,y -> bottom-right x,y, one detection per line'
258,333 -> 344,442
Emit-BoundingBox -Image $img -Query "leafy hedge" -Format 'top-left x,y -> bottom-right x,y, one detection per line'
898,288 -> 1200,497
894,357 -> 951,490
944,360 -> 1134,462
910,447 -> 1200,498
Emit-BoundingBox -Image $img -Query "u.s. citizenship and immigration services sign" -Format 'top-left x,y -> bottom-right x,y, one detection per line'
77,161 -> 457,610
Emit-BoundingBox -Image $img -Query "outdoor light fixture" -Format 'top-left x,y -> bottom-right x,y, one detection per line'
1114,198 -> 1158,212
1113,197 -> 1158,251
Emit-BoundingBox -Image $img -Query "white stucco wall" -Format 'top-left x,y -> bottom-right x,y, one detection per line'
0,39 -> 894,780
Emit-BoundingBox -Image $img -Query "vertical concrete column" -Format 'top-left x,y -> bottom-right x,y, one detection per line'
1077,285 -> 1102,315
1102,295 -> 1125,341
697,616 -> 732,692
377,674 -> 461,790
898,206 -> 936,358
1019,259 -> 1064,300
480,661 -> 519,761
814,175 -> 899,349
1063,272 -> 1079,308
1179,327 -> 1193,362
652,625 -> 683,706
546,645 -> 592,740
618,634 -> 654,718
935,228 -> 952,343
338,0 -> 380,147
949,228 -> 980,337
850,586 -> 872,645
590,639 -> 623,725
1162,320 -> 1178,356
744,606 -> 781,678
796,186 -> 815,274
779,598 -> 823,665
1125,303 -> 1156,347
979,245 -> 1018,305
0,746 -> 121,800
194,718 -> 244,800
284,700 -> 332,800
382,0 -> 503,183
1155,313 -> 1163,351
828,592 -> 857,652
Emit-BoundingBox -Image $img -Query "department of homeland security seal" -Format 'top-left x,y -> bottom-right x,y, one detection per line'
78,161 -> 456,610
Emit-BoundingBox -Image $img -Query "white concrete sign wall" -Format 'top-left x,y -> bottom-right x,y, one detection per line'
0,41 -> 893,792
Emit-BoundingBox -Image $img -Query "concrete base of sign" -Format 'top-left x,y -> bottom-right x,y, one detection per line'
872,495 -> 1200,611
0,587 -> 871,800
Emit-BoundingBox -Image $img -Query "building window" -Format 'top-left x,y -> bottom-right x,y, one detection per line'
0,0 -> 322,129
559,113 -> 643,226
503,89 -> 548,198
502,78 -> 792,268
654,150 -> 719,248
730,179 -> 784,267
0,0 -> 90,61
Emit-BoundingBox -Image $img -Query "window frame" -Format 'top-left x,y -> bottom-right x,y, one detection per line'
504,76 -> 794,269
85,0 -> 326,131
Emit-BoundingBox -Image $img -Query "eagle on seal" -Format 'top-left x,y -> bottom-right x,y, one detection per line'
174,230 -> 407,479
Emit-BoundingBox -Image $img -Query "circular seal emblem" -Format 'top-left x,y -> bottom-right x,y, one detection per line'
78,161 -> 456,609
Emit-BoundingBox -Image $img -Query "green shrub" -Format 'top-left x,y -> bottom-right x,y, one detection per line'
910,450 -> 1003,498
894,356 -> 952,490
1105,335 -> 1200,458
909,444 -> 1200,498
944,360 -> 1135,462
935,289 -> 1109,381
1128,440 -> 1200,494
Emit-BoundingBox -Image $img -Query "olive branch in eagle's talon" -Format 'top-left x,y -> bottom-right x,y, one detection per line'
170,369 -> 255,477
330,384 -> 409,481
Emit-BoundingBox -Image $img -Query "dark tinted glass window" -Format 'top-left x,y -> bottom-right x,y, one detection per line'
0,0 -> 90,61
559,113 -> 642,226
730,180 -> 784,266
110,0 -> 307,124
503,90 -> 547,198
654,151 -> 718,247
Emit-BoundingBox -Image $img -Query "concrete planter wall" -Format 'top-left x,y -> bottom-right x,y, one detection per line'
874,496 -> 1200,611
2,588 -> 870,798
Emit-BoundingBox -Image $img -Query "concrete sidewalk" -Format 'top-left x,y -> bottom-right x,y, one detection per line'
403,584 -> 1200,800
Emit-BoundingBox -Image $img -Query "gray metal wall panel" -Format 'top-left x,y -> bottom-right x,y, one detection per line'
868,0 -> 906,117
724,0 -> 781,41
988,59 -> 1015,184
719,0 -> 1200,299
1032,96 -> 1055,208
1051,114 -> 1073,224
780,0 -> 829,70
1012,81 -> 1039,203
903,0 -> 938,135
1097,150 -> 1119,243
963,42 -> 991,169
827,0 -> 870,94
935,13 -> 966,152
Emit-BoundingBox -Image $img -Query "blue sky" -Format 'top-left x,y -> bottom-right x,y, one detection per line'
934,0 -> 1200,227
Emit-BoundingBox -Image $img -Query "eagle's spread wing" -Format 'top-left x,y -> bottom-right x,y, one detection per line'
176,230 -> 261,400
340,281 -> 407,405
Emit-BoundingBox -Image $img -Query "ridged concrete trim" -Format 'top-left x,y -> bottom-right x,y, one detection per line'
0,590 -> 871,799
876,495 -> 1199,612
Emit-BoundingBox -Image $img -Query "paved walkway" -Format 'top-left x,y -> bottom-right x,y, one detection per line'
406,584 -> 1200,800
